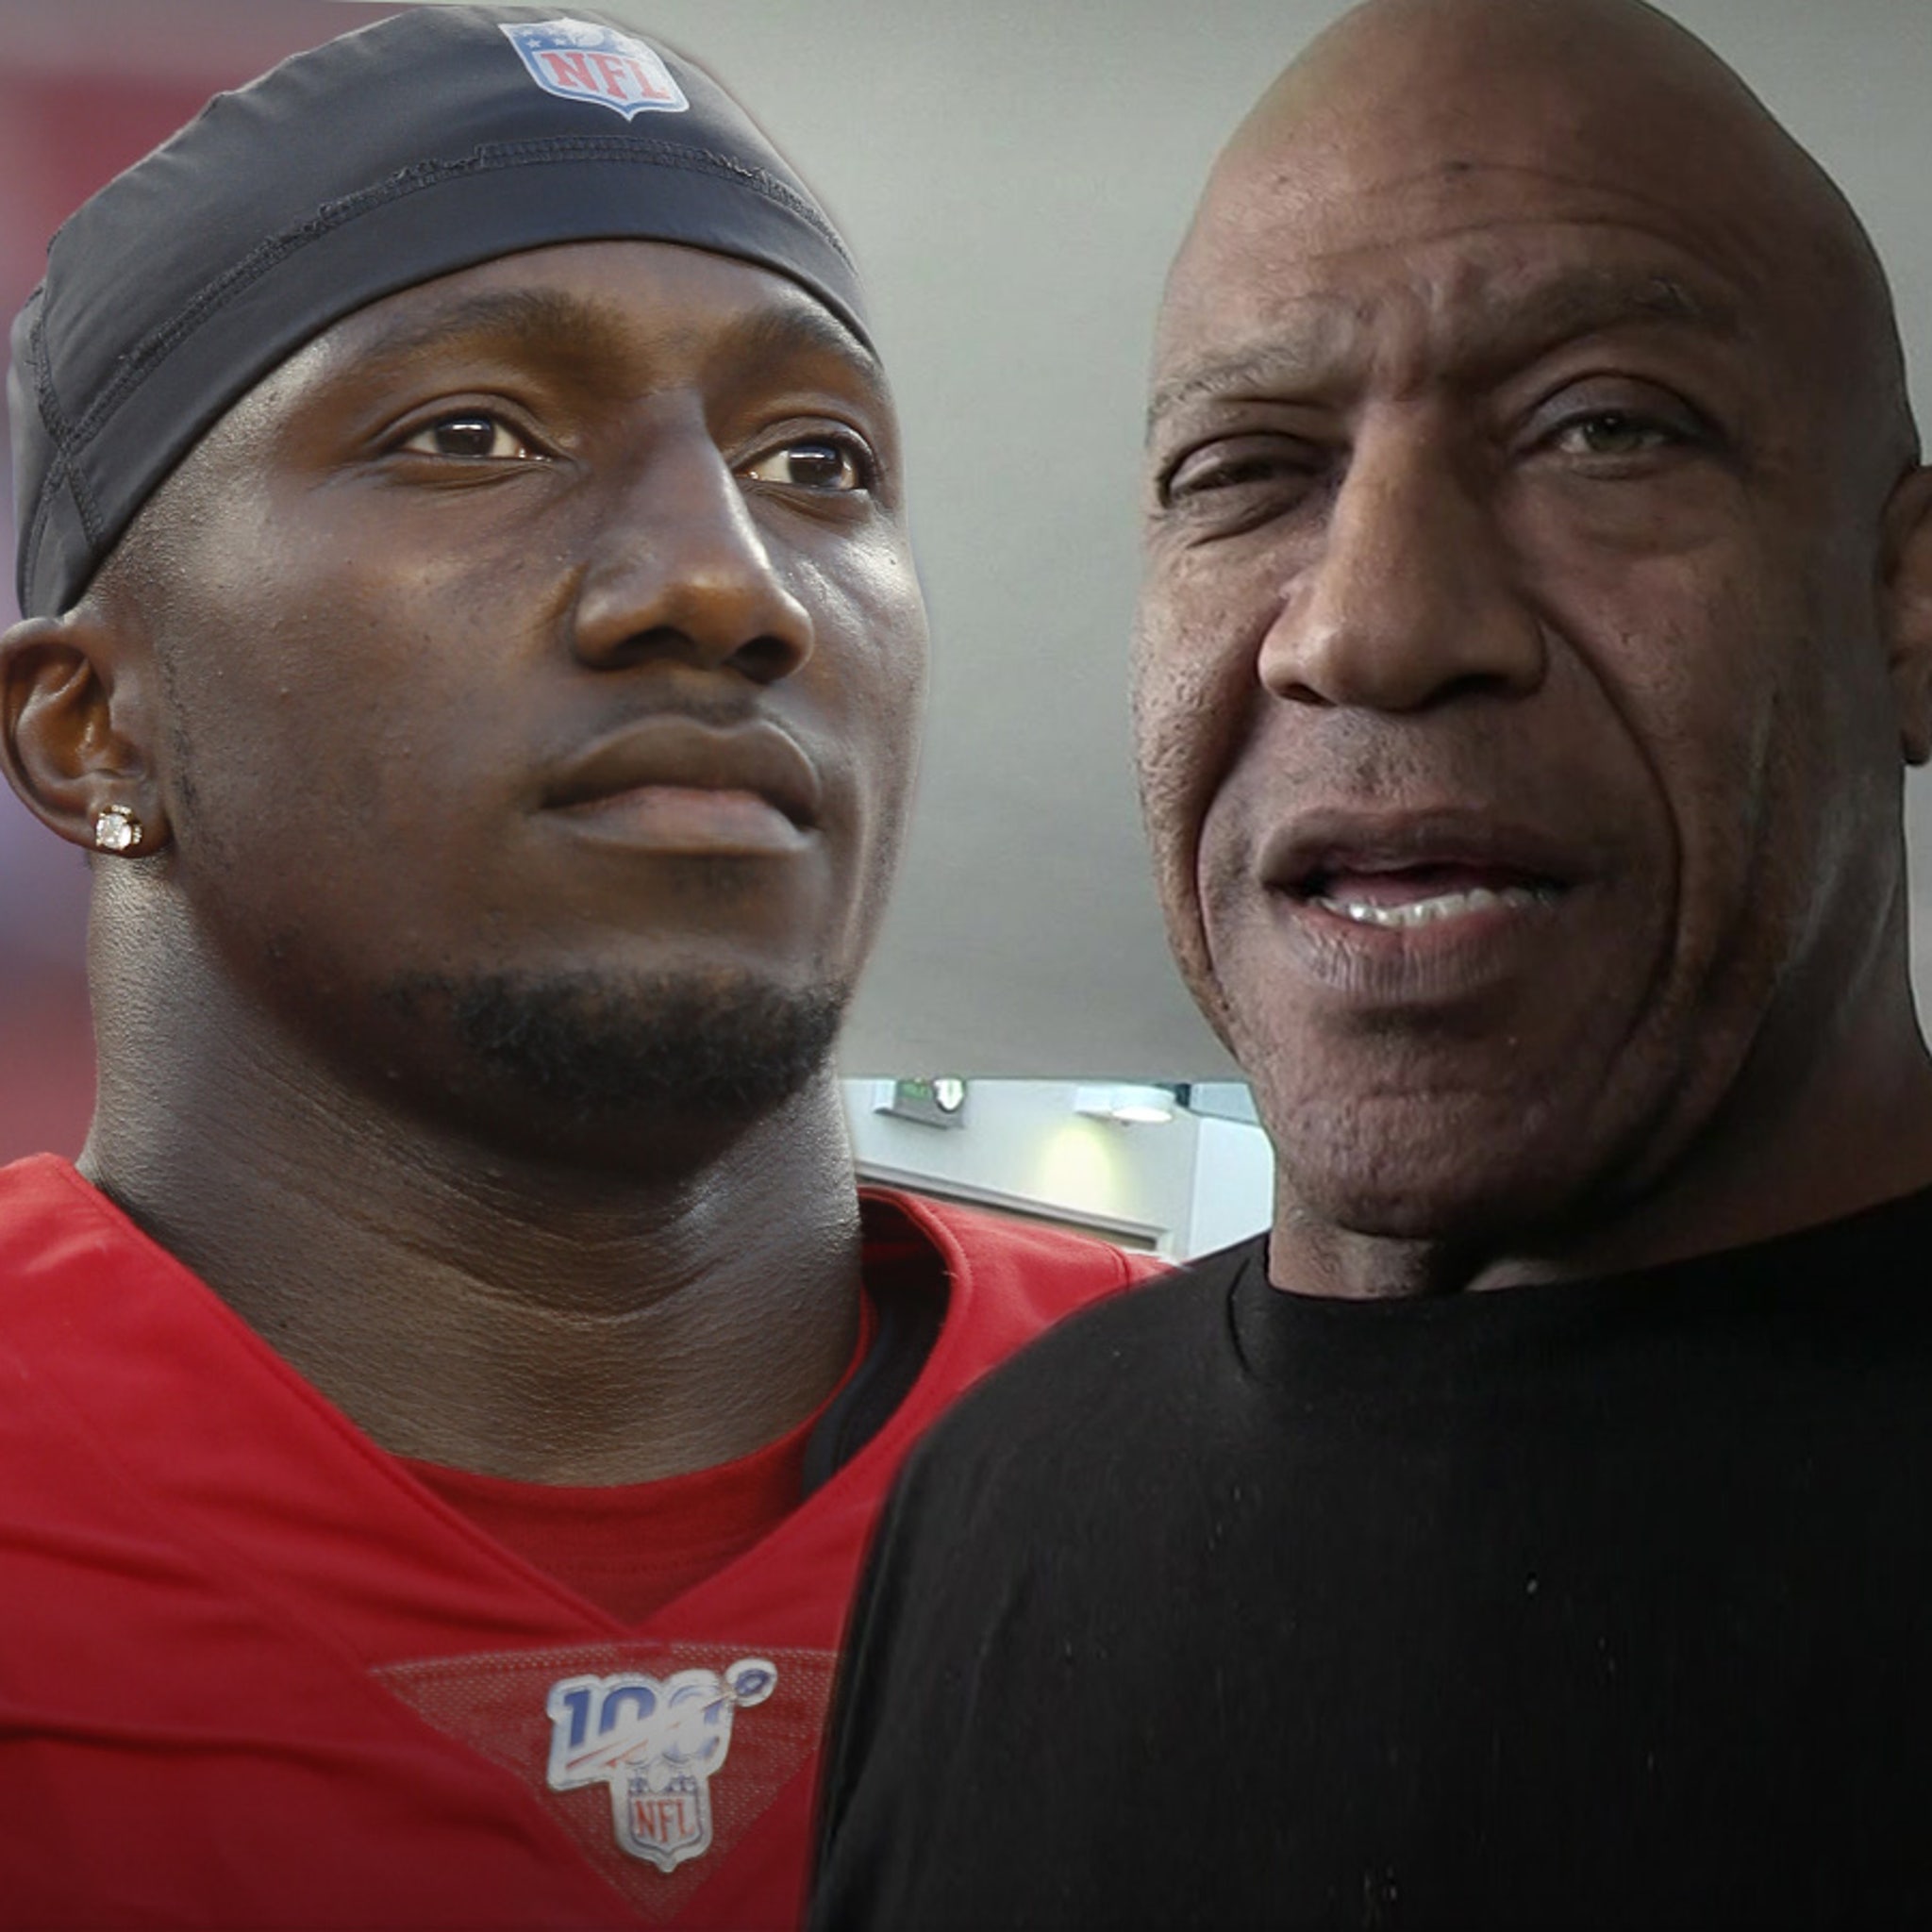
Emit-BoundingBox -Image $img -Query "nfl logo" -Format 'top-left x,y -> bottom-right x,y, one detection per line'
625,1764 -> 708,1868
499,19 -> 690,120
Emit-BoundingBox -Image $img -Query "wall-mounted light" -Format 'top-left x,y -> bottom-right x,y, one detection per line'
1073,1084 -> 1176,1126
873,1077 -> 969,1128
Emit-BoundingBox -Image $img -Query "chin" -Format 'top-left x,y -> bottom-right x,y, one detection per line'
1272,1090 -> 1602,1249
380,964 -> 850,1145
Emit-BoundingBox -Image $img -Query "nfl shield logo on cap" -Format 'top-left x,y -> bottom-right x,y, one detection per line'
500,18 -> 690,119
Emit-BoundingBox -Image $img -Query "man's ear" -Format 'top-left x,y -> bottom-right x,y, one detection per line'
0,604 -> 173,856
1882,465 -> 1932,766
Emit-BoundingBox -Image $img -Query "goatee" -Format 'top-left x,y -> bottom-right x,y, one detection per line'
385,968 -> 848,1127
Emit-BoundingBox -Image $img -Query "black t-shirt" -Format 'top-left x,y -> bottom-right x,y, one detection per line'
814,1188 -> 1932,1929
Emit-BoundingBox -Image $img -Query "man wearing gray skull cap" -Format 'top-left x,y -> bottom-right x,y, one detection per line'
0,8 -> 1144,1927
813,1 -> 1932,1924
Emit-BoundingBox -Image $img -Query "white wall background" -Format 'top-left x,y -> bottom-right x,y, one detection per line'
843,1078 -> 1273,1260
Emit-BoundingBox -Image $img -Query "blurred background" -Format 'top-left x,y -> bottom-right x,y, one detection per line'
2,0 -> 1926,1251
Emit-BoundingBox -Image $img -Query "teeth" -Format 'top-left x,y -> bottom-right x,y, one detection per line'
1312,885 -> 1546,928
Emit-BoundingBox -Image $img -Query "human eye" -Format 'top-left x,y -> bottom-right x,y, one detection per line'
1155,432 -> 1328,533
1526,382 -> 1712,471
1546,410 -> 1680,458
394,409 -> 544,462
740,433 -> 875,495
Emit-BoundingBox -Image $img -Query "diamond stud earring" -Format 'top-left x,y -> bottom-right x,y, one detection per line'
93,804 -> 143,854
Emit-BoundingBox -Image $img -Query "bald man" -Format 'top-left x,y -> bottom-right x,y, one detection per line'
812,1 -> 1932,1924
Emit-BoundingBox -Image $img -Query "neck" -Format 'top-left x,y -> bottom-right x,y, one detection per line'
83,938 -> 864,1486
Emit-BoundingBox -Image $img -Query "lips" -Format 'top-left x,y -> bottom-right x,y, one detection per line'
1259,813 -> 1588,931
543,715 -> 823,828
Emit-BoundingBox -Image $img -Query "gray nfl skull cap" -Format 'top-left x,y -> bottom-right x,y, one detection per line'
8,4 -> 872,618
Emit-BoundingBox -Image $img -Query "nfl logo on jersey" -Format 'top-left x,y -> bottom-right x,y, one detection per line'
544,1658 -> 777,1872
499,18 -> 690,119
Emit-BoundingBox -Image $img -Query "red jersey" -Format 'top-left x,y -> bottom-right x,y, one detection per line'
0,1156 -> 1151,1929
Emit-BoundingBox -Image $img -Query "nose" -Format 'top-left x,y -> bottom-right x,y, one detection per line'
570,425 -> 816,684
1257,420 -> 1544,711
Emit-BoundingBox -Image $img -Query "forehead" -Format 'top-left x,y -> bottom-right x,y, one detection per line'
242,237 -> 888,426
1158,187 -> 1760,408
1156,75 -> 1807,399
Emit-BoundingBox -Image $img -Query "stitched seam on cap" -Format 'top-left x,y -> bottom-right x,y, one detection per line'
27,308 -> 103,550
62,136 -> 858,451
17,458 -> 54,610
16,317 -> 55,603
18,300 -> 101,611
19,451 -> 79,616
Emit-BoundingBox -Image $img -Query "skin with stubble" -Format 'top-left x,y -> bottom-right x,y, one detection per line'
1135,0 -> 1932,1299
0,238 -> 925,1480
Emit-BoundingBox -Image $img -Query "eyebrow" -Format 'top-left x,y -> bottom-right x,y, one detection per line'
348,282 -> 883,390
1146,269 -> 1740,431
727,302 -> 884,389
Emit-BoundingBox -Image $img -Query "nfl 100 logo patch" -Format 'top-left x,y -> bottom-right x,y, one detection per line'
375,1640 -> 835,1919
544,1659 -> 777,1873
499,18 -> 690,119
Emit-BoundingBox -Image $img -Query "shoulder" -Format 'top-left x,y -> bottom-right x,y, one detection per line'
860,1186 -> 1161,1351
896,1231 -> 1262,1491
0,1155 -> 136,1306
969,1226 -> 1254,1372
820,1236 -> 1269,1821
0,1152 -> 105,1236
862,1186 -> 1163,1287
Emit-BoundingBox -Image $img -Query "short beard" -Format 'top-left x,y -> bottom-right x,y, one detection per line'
384,968 -> 848,1131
